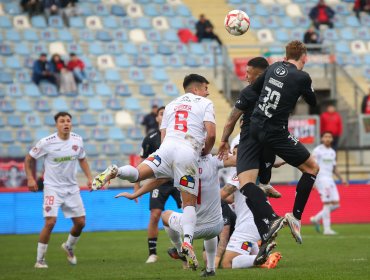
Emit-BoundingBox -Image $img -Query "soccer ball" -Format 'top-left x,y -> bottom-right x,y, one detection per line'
224,10 -> 250,36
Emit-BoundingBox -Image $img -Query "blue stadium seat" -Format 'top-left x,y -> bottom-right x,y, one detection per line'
334,3 -> 350,15
16,99 -> 32,112
174,43 -> 188,55
176,5 -> 192,16
255,4 -> 269,16
24,114 -> 41,127
96,31 -> 113,42
103,17 -> 118,29
202,55 -> 215,67
35,128 -> 50,139
69,17 -> 85,28
121,17 -> 136,29
6,56 -> 22,70
73,127 -> 89,141
105,42 -> 121,56
340,28 -> 355,40
163,82 -> 180,97
139,84 -> 155,96
23,29 -> 39,42
290,29 -> 305,41
335,41 -> 350,53
346,16 -> 360,27
364,54 -> 370,65
0,44 -> 13,56
139,43 -> 156,55
6,30 -> 21,42
6,84 -> 22,98
79,30 -> 95,42
92,128 -> 108,141
135,55 -> 150,67
119,143 -> 135,155
113,30 -> 128,42
106,98 -> 123,110
189,44 -> 205,55
101,143 -> 118,156
149,97 -> 164,107
4,2 -> 22,15
40,83 -> 58,97
166,55 -> 183,68
91,159 -> 108,172
67,43 -> 83,55
32,43 -> 48,55
111,5 -> 127,17
48,15 -> 64,28
160,4 -> 175,16
356,27 -> 370,40
169,17 -> 184,29
0,130 -> 14,143
7,115 -> 23,127
185,56 -> 200,67
163,30 -> 179,42
71,98 -> 87,111
129,68 -> 145,81
0,72 -> 13,84
270,4 -> 285,16
84,143 -> 99,157
14,43 -> 30,56
80,113 -> 98,126
157,44 -> 173,55
115,54 -> 132,68
150,55 -> 165,67
115,84 -> 131,97
95,3 -> 110,16
88,97 -> 105,111
323,29 -> 338,41
52,98 -> 69,111
281,18 -> 295,29
124,97 -> 141,111
345,54 -> 362,66
17,129 -> 33,143
31,16 -> 47,28
152,69 -> 168,81
89,42 -> 104,55
79,3 -> 93,16
123,43 -> 138,55
154,0 -> 166,3
96,83 -> 112,97
78,83 -> 95,97
0,88 -> 4,98
262,17 -> 280,29
24,84 -> 41,97
136,17 -> 152,29
143,4 -> 159,16
7,145 -> 25,157
86,68 -> 102,82
146,30 -> 162,42
294,17 -> 310,29
35,99 -> 51,112
44,115 -> 55,126
58,30 -> 73,42
109,127 -> 125,141
104,69 -> 121,83
0,16 -> 12,28
0,116 -> 4,127
98,112 -> 114,126
127,127 -> 144,141
275,30 -> 289,42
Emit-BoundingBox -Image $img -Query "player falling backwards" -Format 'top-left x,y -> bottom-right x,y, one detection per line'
310,131 -> 347,235
92,74 -> 216,270
223,41 -> 318,265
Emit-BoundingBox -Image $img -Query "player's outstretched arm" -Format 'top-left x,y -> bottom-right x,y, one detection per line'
115,178 -> 171,199
24,154 -> 38,192
79,158 -> 93,189
203,121 -> 216,156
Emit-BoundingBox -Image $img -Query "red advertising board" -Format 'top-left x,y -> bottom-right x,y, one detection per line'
288,118 -> 317,144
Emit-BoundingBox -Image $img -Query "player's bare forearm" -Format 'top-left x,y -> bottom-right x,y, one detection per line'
134,178 -> 170,198
160,129 -> 166,143
221,107 -> 243,142
79,158 -> 92,181
217,225 -> 231,261
220,184 -> 236,200
203,121 -> 216,155
333,166 -> 347,184
24,154 -> 36,180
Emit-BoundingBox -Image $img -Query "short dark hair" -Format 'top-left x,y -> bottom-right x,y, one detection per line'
54,112 -> 72,122
321,131 -> 333,137
40,53 -> 47,57
70,53 -> 76,57
247,57 -> 269,70
157,106 -> 165,115
183,74 -> 209,90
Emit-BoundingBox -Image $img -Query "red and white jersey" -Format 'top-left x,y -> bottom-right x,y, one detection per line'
29,132 -> 86,190
312,144 -> 336,180
195,155 -> 224,231
161,93 -> 215,153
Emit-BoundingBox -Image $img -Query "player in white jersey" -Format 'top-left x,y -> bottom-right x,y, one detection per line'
310,132 -> 347,235
24,112 -> 93,268
92,74 -> 216,269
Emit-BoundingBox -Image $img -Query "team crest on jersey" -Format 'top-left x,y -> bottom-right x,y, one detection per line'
274,66 -> 288,77
45,206 -> 51,212
147,154 -> 161,167
241,241 -> 252,251
179,175 -> 195,189
72,145 -> 79,151
32,147 -> 39,154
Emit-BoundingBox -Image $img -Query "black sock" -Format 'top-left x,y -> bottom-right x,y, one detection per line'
148,237 -> 157,256
240,183 -> 277,222
246,197 -> 269,241
293,173 -> 316,220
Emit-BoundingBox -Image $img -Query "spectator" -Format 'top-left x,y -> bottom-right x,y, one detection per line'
61,0 -> 79,26
50,54 -> 77,94
361,87 -> 370,114
20,0 -> 43,17
320,104 -> 342,150
353,0 -> 370,20
195,14 -> 223,45
67,53 -> 87,84
304,27 -> 322,52
42,0 -> 62,19
309,0 -> 335,30
32,53 -> 57,85
141,105 -> 159,134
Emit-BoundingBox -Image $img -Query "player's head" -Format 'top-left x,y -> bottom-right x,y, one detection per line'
54,112 -> 72,135
321,131 -> 333,147
285,40 -> 308,70
156,106 -> 165,126
245,57 -> 269,84
326,104 -> 336,113
151,104 -> 158,114
183,74 -> 209,98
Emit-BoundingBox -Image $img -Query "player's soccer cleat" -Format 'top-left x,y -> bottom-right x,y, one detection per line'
167,247 -> 187,262
92,164 -> 118,190
259,184 -> 282,198
285,213 -> 302,244
265,216 -> 286,244
254,241 -> 277,265
200,269 -> 216,277
260,252 -> 282,269
181,242 -> 198,271
34,260 -> 48,268
145,254 -> 158,263
323,229 -> 338,235
61,243 -> 77,265
310,216 -> 321,233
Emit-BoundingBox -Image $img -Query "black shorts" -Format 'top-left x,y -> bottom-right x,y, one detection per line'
149,182 -> 182,210
221,200 -> 236,234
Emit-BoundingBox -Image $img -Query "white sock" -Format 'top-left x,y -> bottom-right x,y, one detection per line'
330,204 -> 339,211
37,242 -> 48,262
117,165 -> 139,182
66,234 -> 80,248
182,206 -> 196,244
313,209 -> 324,222
322,204 -> 331,232
164,226 -> 182,253
231,255 -> 256,269
204,237 -> 217,272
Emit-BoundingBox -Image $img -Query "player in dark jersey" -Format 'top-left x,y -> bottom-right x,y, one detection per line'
136,106 -> 182,264
234,41 -> 319,264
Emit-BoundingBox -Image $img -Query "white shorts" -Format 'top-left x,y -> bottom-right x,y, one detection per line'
168,212 -> 223,240
143,140 -> 200,196
226,235 -> 259,256
43,187 -> 85,218
315,178 -> 340,203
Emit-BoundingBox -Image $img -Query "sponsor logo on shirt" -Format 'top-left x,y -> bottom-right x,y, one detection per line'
179,175 -> 195,189
147,154 -> 161,167
72,145 -> 79,152
174,104 -> 192,112
241,241 -> 252,251
53,155 -> 78,163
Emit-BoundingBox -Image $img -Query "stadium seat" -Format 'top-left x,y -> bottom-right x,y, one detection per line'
35,99 -> 51,112
351,40 -> 367,55
119,143 -> 135,155
79,2 -> 93,16
96,30 -> 113,42
255,4 -> 269,16
17,129 -> 33,143
157,44 -> 173,55
58,30 -> 73,42
49,42 -> 67,56
35,128 -> 50,139
0,16 -> 11,28
48,15 -> 64,28
149,97 -> 164,107
129,29 -> 147,43
101,143 -> 118,156
159,4 -> 175,16
91,159 -> 109,172
6,84 -> 22,98
115,54 -> 132,68
23,29 -> 39,42
153,16 -> 170,30
71,98 -> 88,111
129,68 -> 145,81
6,56 -> 22,70
105,69 -> 121,82
89,42 -> 104,55
16,99 -> 32,112
95,3 -> 110,16
168,17 -> 184,29
173,43 -> 189,55
4,2 -> 22,15
109,127 -> 125,141
103,17 -> 118,29
339,28 -> 354,40
92,128 -> 108,141
294,17 -> 310,29
67,43 -> 83,55
115,110 -> 134,127
345,54 -> 362,66
152,69 -> 168,81
166,55 -> 183,68
346,16 -> 360,27
355,27 -> 370,40
323,29 -> 338,41
145,30 -> 161,42
113,30 -> 128,42
73,127 -> 89,141
97,55 -> 116,69
98,112 -> 115,126
189,44 -> 205,55
126,3 -> 143,17
40,29 -> 56,42
80,113 -> 98,126
135,55 -> 150,67
121,17 -> 136,29
335,41 -> 350,53
150,55 -> 165,67
0,44 -> 12,56
84,143 -> 99,157
127,127 -> 144,140
31,16 -> 47,28
202,55 -> 215,67
7,144 -> 25,157
86,16 -> 103,29
124,97 -> 141,111
143,4 -> 159,16
111,5 -> 127,17
176,5 -> 191,16
96,83 -> 113,96
0,71 -> 13,84
24,114 -> 41,127
32,42 -> 48,54
0,88 -> 4,99
257,29 -> 274,43
139,43 -> 156,55
185,56 -> 201,67
262,17 -> 280,29
69,16 -> 85,28
44,115 -> 55,127
52,98 -> 69,111
139,84 -> 155,96
275,30 -> 290,42
163,82 -> 180,97
115,84 -> 131,97
0,130 -> 14,143
6,30 -> 21,42
163,30 -> 179,42
88,97 -> 105,111
78,83 -> 95,97
7,115 -> 23,127
86,68 -> 102,82
24,84 -> 41,97
137,17 -> 152,30
40,83 -> 58,97
290,29 -> 305,40
107,98 -> 123,110
14,43 -> 30,56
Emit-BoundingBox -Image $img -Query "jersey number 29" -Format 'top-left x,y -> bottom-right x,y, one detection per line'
174,111 -> 188,132
259,86 -> 281,118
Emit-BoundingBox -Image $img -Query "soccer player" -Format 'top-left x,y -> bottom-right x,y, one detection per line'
136,106 -> 182,263
92,74 -> 216,269
310,131 -> 347,235
24,112 -> 92,268
225,41 -> 319,264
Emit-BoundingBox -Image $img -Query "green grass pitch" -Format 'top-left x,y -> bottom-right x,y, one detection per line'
0,224 -> 369,280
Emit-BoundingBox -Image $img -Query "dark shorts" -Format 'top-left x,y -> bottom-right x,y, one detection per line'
149,182 -> 182,211
221,200 -> 236,234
